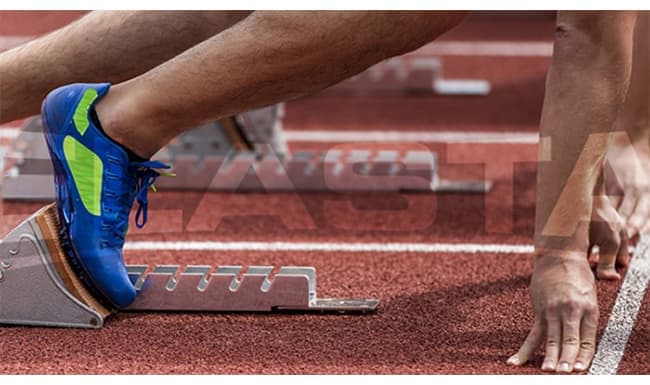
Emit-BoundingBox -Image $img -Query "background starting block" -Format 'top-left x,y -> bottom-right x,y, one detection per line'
1,117 -> 490,200
329,56 -> 491,96
1,104 -> 491,199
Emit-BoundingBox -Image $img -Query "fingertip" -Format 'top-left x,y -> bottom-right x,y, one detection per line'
556,362 -> 572,373
597,267 -> 621,281
574,361 -> 586,371
506,355 -> 521,366
541,360 -> 556,372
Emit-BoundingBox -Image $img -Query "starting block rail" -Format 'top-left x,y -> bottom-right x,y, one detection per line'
0,204 -> 378,328
126,265 -> 377,313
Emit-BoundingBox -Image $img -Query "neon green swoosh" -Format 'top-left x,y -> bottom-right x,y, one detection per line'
63,135 -> 103,216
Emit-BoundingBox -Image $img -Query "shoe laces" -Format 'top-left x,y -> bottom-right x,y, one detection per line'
103,157 -> 172,248
131,160 -> 172,229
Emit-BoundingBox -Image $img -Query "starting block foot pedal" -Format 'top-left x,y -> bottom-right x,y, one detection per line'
0,203 -> 110,328
0,204 -> 378,328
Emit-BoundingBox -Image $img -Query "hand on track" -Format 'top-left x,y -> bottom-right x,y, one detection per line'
507,255 -> 599,373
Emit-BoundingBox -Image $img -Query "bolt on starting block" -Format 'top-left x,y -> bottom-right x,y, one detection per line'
0,203 -> 378,328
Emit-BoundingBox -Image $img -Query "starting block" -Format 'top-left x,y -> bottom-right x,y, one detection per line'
0,203 -> 378,328
1,117 -> 491,200
330,56 -> 491,96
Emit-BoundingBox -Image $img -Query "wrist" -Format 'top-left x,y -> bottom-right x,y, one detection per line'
534,219 -> 591,256
532,248 -> 586,264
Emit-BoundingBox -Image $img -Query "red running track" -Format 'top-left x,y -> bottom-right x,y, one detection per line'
0,11 -> 648,374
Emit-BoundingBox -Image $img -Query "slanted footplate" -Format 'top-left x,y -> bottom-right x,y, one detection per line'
126,265 -> 378,313
0,204 -> 109,328
0,204 -> 378,328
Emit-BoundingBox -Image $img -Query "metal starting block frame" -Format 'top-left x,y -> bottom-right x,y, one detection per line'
0,205 -> 378,328
330,56 -> 491,96
126,265 -> 376,313
1,117 -> 491,200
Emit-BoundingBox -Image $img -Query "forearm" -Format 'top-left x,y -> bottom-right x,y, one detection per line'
100,10 -> 466,154
535,12 -> 637,255
0,10 -> 251,123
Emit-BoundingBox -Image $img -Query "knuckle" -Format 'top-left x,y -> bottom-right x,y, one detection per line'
548,300 -> 579,315
545,307 -> 561,319
563,317 -> 581,329
562,336 -> 580,346
546,339 -> 560,348
597,261 -> 616,271
563,299 -> 583,312
545,300 -> 561,313
584,302 -> 599,314
580,340 -> 596,350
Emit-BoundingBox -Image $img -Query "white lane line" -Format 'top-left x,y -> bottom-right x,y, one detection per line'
4,126 -> 539,145
0,147 -> 5,175
0,128 -> 21,139
284,130 -> 540,144
413,41 -> 553,57
589,237 -> 650,375
124,241 -> 535,254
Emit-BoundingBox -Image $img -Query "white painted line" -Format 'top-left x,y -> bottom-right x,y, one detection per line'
589,237 -> 650,375
0,128 -> 20,139
284,130 -> 540,144
0,148 -> 5,175
124,241 -> 535,254
413,41 -> 553,57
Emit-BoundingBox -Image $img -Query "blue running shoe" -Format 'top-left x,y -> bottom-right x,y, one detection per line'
41,82 -> 169,308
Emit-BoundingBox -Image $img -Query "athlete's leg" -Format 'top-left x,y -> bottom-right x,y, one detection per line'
605,12 -> 650,238
40,11 -> 467,308
94,11 -> 467,158
0,10 -> 251,123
